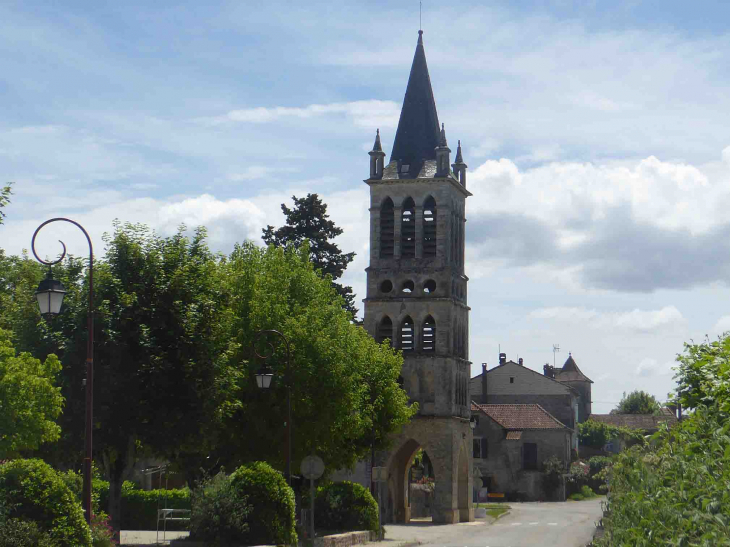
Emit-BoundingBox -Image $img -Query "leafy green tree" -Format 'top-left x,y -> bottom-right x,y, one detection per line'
0,183 -> 11,225
262,193 -> 358,316
675,335 -> 730,412
0,328 -> 64,458
206,241 -> 414,475
613,389 -> 661,415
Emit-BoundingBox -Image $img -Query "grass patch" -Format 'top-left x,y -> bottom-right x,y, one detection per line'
475,503 -> 511,518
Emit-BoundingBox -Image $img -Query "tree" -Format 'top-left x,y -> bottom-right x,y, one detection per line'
207,241 -> 415,475
0,328 -> 64,458
613,390 -> 661,415
675,335 -> 730,412
0,183 -> 11,224
262,194 -> 358,316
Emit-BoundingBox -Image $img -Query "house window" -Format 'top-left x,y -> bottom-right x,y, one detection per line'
523,442 -> 538,470
473,438 -> 488,459
509,377 -> 514,384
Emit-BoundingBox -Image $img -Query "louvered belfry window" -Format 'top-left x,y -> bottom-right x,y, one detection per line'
401,197 -> 416,258
380,198 -> 395,258
422,316 -> 436,352
423,196 -> 437,257
400,316 -> 414,351
377,316 -> 393,345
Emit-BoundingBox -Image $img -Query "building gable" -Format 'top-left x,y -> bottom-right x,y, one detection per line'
470,361 -> 575,398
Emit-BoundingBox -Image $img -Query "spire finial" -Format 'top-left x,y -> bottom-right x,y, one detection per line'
372,128 -> 383,152
438,123 -> 447,147
454,139 -> 464,163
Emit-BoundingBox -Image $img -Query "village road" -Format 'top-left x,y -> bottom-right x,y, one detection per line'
383,498 -> 603,547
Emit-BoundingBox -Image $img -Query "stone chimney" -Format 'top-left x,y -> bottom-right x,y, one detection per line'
499,353 -> 506,366
543,363 -> 555,379
518,357 -> 524,366
481,363 -> 488,404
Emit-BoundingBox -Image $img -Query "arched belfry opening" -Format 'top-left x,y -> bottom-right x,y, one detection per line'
377,316 -> 393,345
380,198 -> 395,258
423,196 -> 437,258
363,29 -> 472,524
400,316 -> 415,351
422,316 -> 435,352
401,197 -> 416,258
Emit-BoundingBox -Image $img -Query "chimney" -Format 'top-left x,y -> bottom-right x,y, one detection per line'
518,357 -> 524,366
481,363 -> 488,404
499,353 -> 506,366
543,363 -> 555,379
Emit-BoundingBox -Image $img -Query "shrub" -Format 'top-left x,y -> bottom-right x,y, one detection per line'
94,480 -> 190,531
314,481 -> 379,533
90,513 -> 117,547
587,456 -> 612,478
580,485 -> 595,499
0,518 -> 55,547
541,456 -> 564,500
0,459 -> 91,546
190,462 -> 296,546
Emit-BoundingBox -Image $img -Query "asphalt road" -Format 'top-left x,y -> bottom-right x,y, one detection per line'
383,498 -> 604,547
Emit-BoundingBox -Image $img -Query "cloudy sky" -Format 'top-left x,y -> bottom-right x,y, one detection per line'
3,0 -> 730,413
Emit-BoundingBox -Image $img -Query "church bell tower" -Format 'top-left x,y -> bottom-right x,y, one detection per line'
363,30 -> 473,524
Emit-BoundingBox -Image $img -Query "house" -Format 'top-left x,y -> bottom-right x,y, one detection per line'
471,402 -> 572,501
470,353 -> 593,454
588,408 -> 679,453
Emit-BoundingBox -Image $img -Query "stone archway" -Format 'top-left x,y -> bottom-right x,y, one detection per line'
385,438 -> 420,523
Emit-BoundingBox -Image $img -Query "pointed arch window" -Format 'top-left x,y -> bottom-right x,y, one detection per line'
401,197 -> 416,258
423,196 -> 437,258
377,316 -> 393,345
422,316 -> 436,353
380,198 -> 395,258
400,316 -> 414,351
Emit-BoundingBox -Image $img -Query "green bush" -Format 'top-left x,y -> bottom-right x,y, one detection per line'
587,456 -> 612,478
314,481 -> 379,533
0,459 -> 91,546
580,485 -> 596,499
568,493 -> 584,501
0,518 -> 54,547
190,462 -> 296,546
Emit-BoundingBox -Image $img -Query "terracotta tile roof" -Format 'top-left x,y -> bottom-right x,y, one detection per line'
471,402 -> 570,430
506,431 -> 522,440
589,412 -> 678,430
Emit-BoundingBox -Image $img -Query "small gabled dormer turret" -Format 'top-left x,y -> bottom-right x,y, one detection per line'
435,123 -> 451,177
368,128 -> 386,179
452,140 -> 467,186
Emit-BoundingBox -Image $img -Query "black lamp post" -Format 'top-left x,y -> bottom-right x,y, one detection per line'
32,218 -> 94,525
252,329 -> 292,486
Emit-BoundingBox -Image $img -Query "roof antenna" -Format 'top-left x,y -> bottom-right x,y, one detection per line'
553,344 -> 560,368
420,1 -> 422,31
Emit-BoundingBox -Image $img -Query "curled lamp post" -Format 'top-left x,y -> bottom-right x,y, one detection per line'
32,218 -> 94,525
252,329 -> 292,486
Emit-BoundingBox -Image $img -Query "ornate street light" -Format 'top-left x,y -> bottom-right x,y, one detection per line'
252,329 -> 292,485
32,218 -> 95,525
35,270 -> 67,317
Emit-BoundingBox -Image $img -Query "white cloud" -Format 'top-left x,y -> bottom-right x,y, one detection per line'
528,305 -> 684,332
712,314 -> 730,334
199,100 -> 401,130
635,358 -> 675,378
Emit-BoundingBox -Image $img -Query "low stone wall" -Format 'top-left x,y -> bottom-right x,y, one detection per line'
170,530 -> 373,547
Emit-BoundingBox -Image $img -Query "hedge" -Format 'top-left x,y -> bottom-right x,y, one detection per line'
0,459 -> 92,546
96,482 -> 191,531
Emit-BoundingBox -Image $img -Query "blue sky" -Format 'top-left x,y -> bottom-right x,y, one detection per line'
4,0 -> 730,413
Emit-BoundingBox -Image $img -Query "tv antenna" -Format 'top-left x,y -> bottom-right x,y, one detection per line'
552,344 -> 560,368
419,1 -> 422,31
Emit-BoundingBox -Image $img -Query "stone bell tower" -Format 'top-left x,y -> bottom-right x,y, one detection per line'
363,30 -> 473,524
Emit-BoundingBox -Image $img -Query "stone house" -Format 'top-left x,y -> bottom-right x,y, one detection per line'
588,409 -> 679,453
471,402 -> 572,501
470,353 -> 593,454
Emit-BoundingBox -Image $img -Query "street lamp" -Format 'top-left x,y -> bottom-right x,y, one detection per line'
252,329 -> 292,486
32,218 -> 94,525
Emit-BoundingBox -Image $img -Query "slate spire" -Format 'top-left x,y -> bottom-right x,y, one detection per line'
454,140 -> 464,164
390,30 -> 441,167
372,128 -> 383,152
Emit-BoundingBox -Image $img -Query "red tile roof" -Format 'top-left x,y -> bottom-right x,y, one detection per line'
471,402 -> 570,430
589,412 -> 678,430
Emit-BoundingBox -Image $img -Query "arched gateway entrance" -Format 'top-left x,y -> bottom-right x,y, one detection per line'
384,419 -> 473,524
